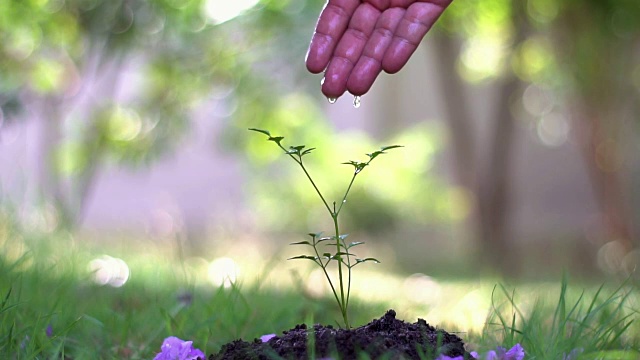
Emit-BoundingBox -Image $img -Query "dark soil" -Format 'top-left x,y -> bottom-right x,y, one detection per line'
209,309 -> 473,360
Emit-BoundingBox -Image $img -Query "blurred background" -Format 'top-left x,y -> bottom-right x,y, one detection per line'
1,0 -> 639,284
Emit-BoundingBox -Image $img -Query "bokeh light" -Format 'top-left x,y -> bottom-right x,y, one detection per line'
536,113 -> 569,147
208,257 -> 240,288
88,255 -> 130,287
203,0 -> 259,25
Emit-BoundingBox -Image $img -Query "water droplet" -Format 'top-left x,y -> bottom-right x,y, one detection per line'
353,96 -> 361,108
342,200 -> 346,203
320,77 -> 325,86
327,97 -> 337,104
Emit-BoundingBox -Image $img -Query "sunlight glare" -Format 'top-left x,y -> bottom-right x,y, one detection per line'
403,273 -> 442,304
203,0 -> 259,25
460,36 -> 506,82
88,255 -> 130,287
449,290 -> 489,333
208,257 -> 240,288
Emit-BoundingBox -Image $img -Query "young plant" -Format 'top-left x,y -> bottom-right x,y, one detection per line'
249,128 -> 401,329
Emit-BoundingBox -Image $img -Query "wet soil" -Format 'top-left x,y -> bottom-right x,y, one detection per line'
209,309 -> 473,360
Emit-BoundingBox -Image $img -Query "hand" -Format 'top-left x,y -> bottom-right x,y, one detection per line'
306,0 -> 452,99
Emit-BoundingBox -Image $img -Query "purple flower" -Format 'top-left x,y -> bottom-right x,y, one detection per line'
563,348 -> 583,360
46,324 -> 53,338
260,333 -> 276,342
449,344 -> 524,360
486,344 -> 525,360
154,336 -> 205,360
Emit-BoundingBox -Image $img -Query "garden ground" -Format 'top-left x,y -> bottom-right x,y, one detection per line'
1,231 -> 638,359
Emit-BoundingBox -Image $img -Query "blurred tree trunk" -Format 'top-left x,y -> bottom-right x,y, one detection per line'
571,104 -> 635,253
432,1 -> 527,274
431,35 -> 476,192
30,46 -> 120,231
553,5 -> 639,254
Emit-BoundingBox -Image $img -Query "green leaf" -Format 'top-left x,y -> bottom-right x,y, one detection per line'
301,148 -> 316,156
367,145 -> 403,161
347,241 -> 365,249
248,128 -> 271,136
342,160 -> 368,173
308,232 -> 323,239
289,241 -> 312,246
249,129 -> 284,145
356,257 -> 380,264
334,252 -> 356,257
269,136 -> 284,144
290,145 -> 305,151
317,236 -> 333,243
380,145 -> 403,152
338,234 -> 349,240
288,255 -> 318,261
324,242 -> 346,249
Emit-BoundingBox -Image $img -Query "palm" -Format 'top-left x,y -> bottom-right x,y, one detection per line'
306,0 -> 452,98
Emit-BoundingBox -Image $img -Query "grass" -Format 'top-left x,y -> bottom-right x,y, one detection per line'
0,227 -> 639,359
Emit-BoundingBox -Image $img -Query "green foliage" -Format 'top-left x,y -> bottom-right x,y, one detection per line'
480,276 -> 640,359
250,128 -> 400,328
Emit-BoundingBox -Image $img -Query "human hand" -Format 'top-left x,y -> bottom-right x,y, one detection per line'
306,0 -> 452,99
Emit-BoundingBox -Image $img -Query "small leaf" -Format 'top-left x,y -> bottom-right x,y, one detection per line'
380,145 -> 403,152
347,241 -> 365,249
301,148 -> 316,156
367,145 -> 403,161
342,161 -> 368,173
324,243 -> 346,249
334,252 -> 356,257
248,128 -> 271,136
338,234 -> 349,241
290,241 -> 312,246
308,232 -> 323,239
269,136 -> 284,145
290,145 -> 306,151
322,252 -> 332,258
288,255 -> 318,261
317,236 -> 333,243
356,257 -> 380,264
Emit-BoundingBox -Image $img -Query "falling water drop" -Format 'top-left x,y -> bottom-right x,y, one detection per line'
353,96 -> 361,108
327,97 -> 337,104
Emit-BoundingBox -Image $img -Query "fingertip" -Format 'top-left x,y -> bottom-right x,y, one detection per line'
381,42 -> 412,74
346,79 -> 371,96
321,74 -> 347,98
346,58 -> 381,96
305,34 -> 333,74
306,60 -> 326,74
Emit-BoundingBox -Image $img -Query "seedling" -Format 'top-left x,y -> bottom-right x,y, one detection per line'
249,128 -> 401,328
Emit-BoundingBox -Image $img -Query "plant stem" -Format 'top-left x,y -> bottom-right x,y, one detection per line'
332,214 -> 350,328
311,239 -> 342,318
336,173 -> 358,312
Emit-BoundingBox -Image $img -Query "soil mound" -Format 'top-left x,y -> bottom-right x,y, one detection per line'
210,309 -> 472,360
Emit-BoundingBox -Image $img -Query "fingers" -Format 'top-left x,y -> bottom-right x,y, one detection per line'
346,8 -> 405,95
306,0 -> 360,74
321,4 -> 381,98
382,1 -> 450,74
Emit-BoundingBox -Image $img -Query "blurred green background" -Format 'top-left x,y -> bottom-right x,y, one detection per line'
1,0 -> 639,283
